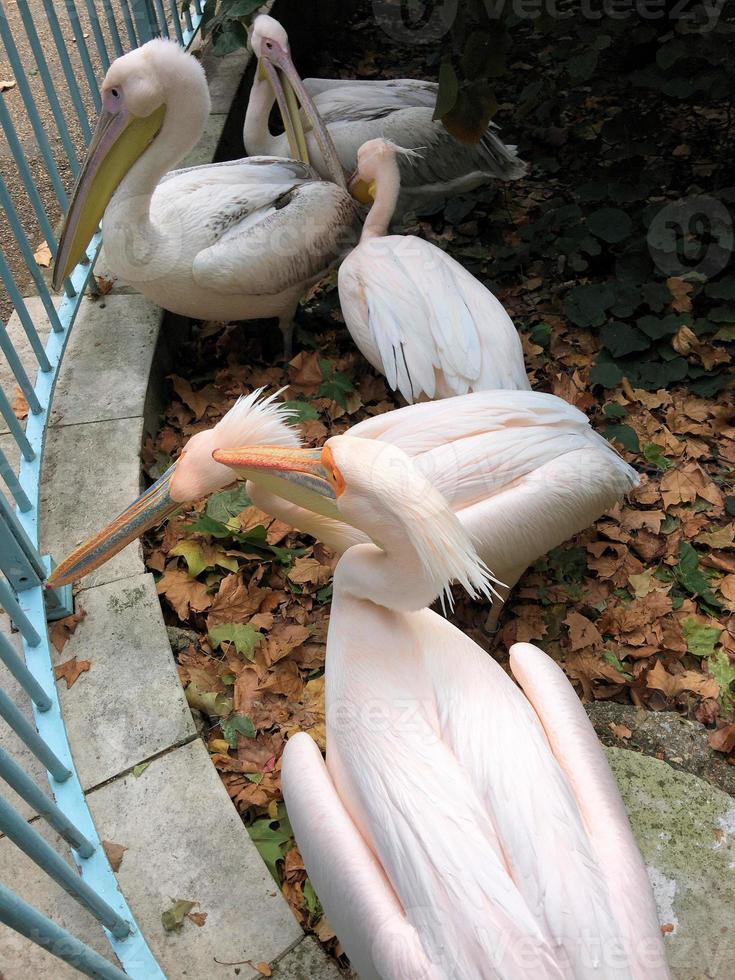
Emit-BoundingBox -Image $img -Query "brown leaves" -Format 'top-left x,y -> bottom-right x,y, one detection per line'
646,661 -> 719,701
11,386 -> 28,420
207,574 -> 268,630
33,241 -> 52,267
49,608 -> 87,654
564,612 -> 603,651
102,840 -> 127,871
659,462 -> 722,510
156,566 -> 211,620
54,657 -> 91,689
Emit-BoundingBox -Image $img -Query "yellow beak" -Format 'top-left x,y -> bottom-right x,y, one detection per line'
213,445 -> 341,522
52,103 -> 167,290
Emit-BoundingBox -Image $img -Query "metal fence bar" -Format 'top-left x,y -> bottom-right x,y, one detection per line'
41,0 -> 93,141
14,2 -> 83,176
0,265 -> 51,370
131,0 -> 158,42
100,0 -> 125,58
0,631 -> 51,710
152,0 -> 170,38
0,490 -> 48,590
0,579 -> 41,645
0,688 -> 70,780
0,793 -> 131,938
0,746 -> 94,855
0,97 -> 59,253
0,177 -> 65,333
0,387 -> 34,462
0,883 -> 130,980
167,0 -> 185,43
82,0 -> 112,74
63,0 -> 103,113
0,6 -> 69,207
0,451 -> 32,512
0,321 -> 42,415
118,0 -> 140,47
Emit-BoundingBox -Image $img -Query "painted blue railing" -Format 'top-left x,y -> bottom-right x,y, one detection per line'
0,2 -> 207,974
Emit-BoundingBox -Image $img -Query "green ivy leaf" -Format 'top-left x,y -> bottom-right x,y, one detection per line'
603,424 -> 640,453
602,649 -> 633,681
222,713 -> 256,748
248,805 -> 295,882
643,443 -> 672,470
318,359 -> 354,409
682,618 -> 722,658
675,542 -> 721,609
564,283 -> 616,327
708,649 -> 735,716
161,899 -> 197,932
209,623 -> 262,660
587,208 -> 633,244
281,399 -> 320,422
206,485 -> 251,523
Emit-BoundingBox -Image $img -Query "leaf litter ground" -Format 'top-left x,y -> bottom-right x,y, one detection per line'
131,2 -> 734,960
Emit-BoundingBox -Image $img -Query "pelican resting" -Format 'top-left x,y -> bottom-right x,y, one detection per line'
48,390 -> 638,632
245,16 -> 527,215
340,139 -> 529,401
216,436 -> 669,980
52,38 -> 360,354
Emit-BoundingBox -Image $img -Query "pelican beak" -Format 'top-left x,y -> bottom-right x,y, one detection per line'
45,463 -> 180,588
212,446 -> 341,521
347,170 -> 376,205
52,102 -> 167,290
260,41 -> 347,189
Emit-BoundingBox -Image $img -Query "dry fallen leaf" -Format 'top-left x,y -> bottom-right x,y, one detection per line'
54,657 -> 91,689
646,661 -> 719,700
609,723 -> 632,740
33,241 -> 52,267
48,608 -> 87,653
0,79 -> 16,92
102,840 -> 127,871
254,964 -> 272,977
187,911 -> 208,927
156,565 -> 211,620
11,386 -> 28,420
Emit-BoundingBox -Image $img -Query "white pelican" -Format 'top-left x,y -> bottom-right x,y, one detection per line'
215,436 -> 669,980
52,38 -> 360,354
48,391 -> 637,631
245,16 -> 527,215
339,139 -> 529,401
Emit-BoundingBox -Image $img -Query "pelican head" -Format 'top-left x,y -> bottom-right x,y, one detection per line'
46,390 -> 300,588
52,39 -> 212,289
214,435 -> 496,607
249,14 -> 347,188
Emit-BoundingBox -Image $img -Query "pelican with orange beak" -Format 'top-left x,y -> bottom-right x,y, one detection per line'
52,38 -> 359,354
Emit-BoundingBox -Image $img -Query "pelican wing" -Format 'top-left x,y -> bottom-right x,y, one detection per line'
192,180 -> 358,298
509,644 -> 670,979
282,733 -> 442,980
305,78 -> 437,123
338,236 -> 528,403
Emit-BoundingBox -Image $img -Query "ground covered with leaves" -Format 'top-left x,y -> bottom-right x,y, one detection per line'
135,1 -> 735,957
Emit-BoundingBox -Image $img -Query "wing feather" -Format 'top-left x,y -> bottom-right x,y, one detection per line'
192,181 -> 358,297
339,236 -> 528,403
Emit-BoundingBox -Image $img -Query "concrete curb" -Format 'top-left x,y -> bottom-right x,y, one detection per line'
0,28 -> 341,980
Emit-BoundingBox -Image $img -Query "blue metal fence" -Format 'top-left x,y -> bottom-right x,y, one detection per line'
0,1 -> 208,974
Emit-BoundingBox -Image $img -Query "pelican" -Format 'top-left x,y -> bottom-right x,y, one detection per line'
339,139 -> 529,401
52,38 -> 360,354
245,16 -> 527,215
47,391 -> 637,631
215,436 -> 669,980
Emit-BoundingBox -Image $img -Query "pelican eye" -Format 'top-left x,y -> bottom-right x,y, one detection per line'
321,446 -> 346,498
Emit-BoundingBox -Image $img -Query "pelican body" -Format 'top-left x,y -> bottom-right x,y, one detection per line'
246,16 -> 527,215
340,139 -> 530,401
53,39 -> 360,351
215,436 -> 669,980
48,390 -> 637,632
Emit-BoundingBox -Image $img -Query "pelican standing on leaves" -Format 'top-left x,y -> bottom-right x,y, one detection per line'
52,38 -> 360,355
215,436 -> 669,980
245,15 -> 527,215
48,390 -> 638,631
341,139 -> 529,401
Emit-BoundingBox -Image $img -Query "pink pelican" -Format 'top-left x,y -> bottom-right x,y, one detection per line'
48,391 -> 637,631
52,39 -> 359,355
339,138 -> 530,401
213,435 -> 669,980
